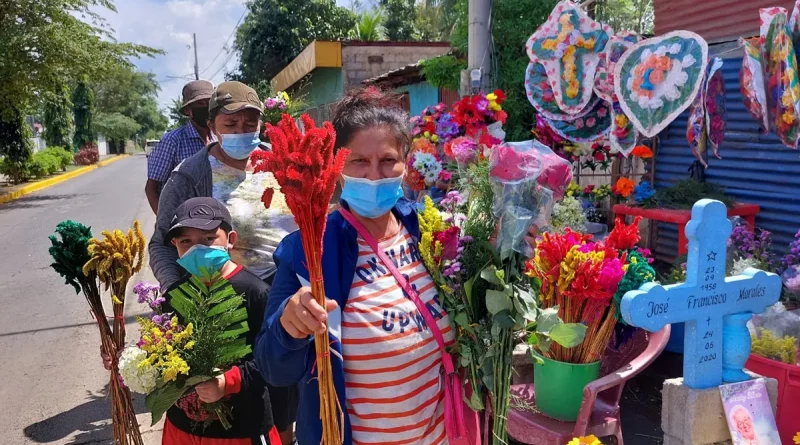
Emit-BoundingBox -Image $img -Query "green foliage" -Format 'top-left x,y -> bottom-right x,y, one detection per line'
0,0 -> 161,118
381,0 -> 417,40
421,55 -> 465,91
234,0 -> 356,83
594,0 -> 654,35
147,275 -> 252,424
95,112 -> 142,141
43,82 -> 73,148
350,9 -> 387,41
29,150 -> 62,178
44,147 -> 74,171
93,65 -> 167,138
168,97 -> 190,130
752,328 -> 798,364
0,107 -> 34,183
48,220 -> 94,294
72,80 -> 96,148
414,0 -> 462,41
642,179 -> 735,209
492,0 -> 558,141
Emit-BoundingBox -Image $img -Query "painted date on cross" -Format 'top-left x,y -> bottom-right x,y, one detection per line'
701,283 -> 717,291
698,353 -> 717,364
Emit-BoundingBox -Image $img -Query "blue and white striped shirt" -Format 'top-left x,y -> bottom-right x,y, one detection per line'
147,123 -> 210,183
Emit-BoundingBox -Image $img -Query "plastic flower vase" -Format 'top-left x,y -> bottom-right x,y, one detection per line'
745,353 -> 800,444
532,354 -> 601,421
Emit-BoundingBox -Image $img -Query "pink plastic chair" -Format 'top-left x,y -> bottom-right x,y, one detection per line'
505,326 -> 671,445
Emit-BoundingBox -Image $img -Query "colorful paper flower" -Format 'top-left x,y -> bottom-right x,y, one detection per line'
613,177 -> 635,198
631,145 -> 654,158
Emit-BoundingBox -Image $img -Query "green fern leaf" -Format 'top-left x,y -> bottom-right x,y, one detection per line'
207,294 -> 245,318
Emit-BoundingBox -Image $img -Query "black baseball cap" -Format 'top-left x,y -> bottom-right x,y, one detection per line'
165,197 -> 232,245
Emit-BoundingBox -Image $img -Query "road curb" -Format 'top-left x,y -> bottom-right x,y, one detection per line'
0,154 -> 130,205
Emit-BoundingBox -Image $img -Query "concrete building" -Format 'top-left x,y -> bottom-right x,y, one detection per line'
271,40 -> 451,121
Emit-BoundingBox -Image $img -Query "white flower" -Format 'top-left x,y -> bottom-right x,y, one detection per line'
412,153 -> 442,186
730,257 -> 761,277
550,196 -> 587,234
118,346 -> 159,394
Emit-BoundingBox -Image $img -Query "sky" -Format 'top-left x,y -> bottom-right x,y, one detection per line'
96,0 -> 354,114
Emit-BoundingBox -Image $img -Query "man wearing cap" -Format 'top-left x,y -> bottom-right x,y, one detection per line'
145,79 -> 215,214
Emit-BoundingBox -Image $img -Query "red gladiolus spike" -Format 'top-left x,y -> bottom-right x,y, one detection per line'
301,114 -> 318,132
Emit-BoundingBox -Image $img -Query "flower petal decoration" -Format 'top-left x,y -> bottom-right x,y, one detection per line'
525,59 -> 598,120
704,57 -> 726,159
739,38 -> 769,133
614,31 -> 709,138
544,98 -> 612,142
526,0 -> 612,115
600,32 -> 642,157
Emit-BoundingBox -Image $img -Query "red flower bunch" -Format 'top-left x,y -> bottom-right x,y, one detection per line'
631,145 -> 654,159
605,216 -> 642,251
451,90 -> 508,138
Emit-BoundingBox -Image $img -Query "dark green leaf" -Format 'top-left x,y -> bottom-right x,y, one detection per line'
145,384 -> 190,426
480,265 -> 503,286
486,290 -> 511,315
493,310 -> 516,329
536,307 -> 561,333
549,323 -> 587,348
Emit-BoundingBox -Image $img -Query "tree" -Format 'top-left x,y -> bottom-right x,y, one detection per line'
234,0 -> 356,83
0,107 -> 34,183
491,0 -> 558,141
594,0 -> 654,35
414,0 -> 461,41
380,0 -> 417,41
94,112 -> 141,144
350,9 -> 387,41
43,81 -> 73,148
72,80 -> 96,148
93,65 -> 168,140
168,97 -> 190,130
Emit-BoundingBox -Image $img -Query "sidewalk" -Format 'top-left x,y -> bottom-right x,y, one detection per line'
0,154 -> 129,205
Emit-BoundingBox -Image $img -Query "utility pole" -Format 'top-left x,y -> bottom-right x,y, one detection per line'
461,0 -> 491,96
193,33 -> 200,80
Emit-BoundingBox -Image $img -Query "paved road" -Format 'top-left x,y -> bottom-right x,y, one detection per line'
0,154 -> 162,444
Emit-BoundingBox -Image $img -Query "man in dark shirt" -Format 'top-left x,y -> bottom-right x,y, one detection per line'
145,80 -> 215,214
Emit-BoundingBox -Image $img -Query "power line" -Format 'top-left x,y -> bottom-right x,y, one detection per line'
199,9 -> 247,75
207,48 -> 237,81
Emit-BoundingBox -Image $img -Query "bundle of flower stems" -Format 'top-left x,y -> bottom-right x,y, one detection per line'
252,114 -> 349,445
49,220 -> 145,444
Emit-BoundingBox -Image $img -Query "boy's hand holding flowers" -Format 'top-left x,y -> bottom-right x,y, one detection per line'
195,375 -> 226,403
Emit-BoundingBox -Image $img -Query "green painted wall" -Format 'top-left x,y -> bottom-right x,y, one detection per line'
296,68 -> 344,108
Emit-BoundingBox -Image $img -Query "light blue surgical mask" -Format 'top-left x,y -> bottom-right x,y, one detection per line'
220,132 -> 261,160
340,173 -> 404,219
177,245 -> 231,278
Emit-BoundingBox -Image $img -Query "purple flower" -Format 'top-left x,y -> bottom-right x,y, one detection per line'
475,98 -> 490,113
436,114 -> 460,141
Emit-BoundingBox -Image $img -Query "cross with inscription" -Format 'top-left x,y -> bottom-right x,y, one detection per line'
621,200 -> 782,389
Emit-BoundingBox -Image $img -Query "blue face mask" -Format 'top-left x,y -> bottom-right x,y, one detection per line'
340,173 -> 404,219
177,245 -> 231,278
220,132 -> 261,160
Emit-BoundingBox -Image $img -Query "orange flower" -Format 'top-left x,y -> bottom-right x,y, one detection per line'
631,145 -> 654,158
614,178 -> 635,198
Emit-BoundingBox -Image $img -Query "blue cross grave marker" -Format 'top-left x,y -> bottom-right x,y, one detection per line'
621,200 -> 782,389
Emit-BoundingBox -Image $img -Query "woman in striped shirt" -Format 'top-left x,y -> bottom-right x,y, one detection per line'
255,87 -> 455,445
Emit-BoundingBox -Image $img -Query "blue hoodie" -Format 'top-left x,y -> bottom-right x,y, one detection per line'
255,199 -> 421,445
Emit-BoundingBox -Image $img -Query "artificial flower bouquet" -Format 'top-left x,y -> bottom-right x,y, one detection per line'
525,216 -> 656,364
262,91 -> 304,126
49,220 -> 146,445
121,274 -> 252,429
451,90 -> 508,147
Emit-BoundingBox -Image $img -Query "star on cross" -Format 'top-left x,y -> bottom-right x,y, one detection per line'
707,251 -> 717,261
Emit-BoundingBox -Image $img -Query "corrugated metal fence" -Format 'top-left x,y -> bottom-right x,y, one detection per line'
654,53 -> 800,260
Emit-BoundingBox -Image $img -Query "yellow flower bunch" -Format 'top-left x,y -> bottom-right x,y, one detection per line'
137,316 -> 194,383
83,220 -> 146,289
566,181 -> 581,198
486,92 -> 502,111
419,195 -> 445,235
557,245 -> 604,294
567,435 -> 602,445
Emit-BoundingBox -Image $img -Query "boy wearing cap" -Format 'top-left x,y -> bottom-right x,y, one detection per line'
146,80 -> 216,214
159,197 -> 289,445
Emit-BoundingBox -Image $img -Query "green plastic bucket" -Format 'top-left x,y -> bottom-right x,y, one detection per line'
532,354 -> 601,421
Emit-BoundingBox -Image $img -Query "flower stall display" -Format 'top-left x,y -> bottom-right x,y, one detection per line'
121,274 -> 253,429
410,103 -> 448,144
633,181 -> 656,205
550,195 -> 588,233
740,37 -> 770,133
612,177 -> 635,199
763,7 -> 800,149
49,221 -> 145,445
614,31 -> 709,138
451,90 -> 508,146
252,114 -> 349,445
263,91 -> 291,125
525,217 -> 656,420
581,141 -> 614,171
526,1 -> 612,115
544,98 -> 613,143
532,114 -> 581,162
